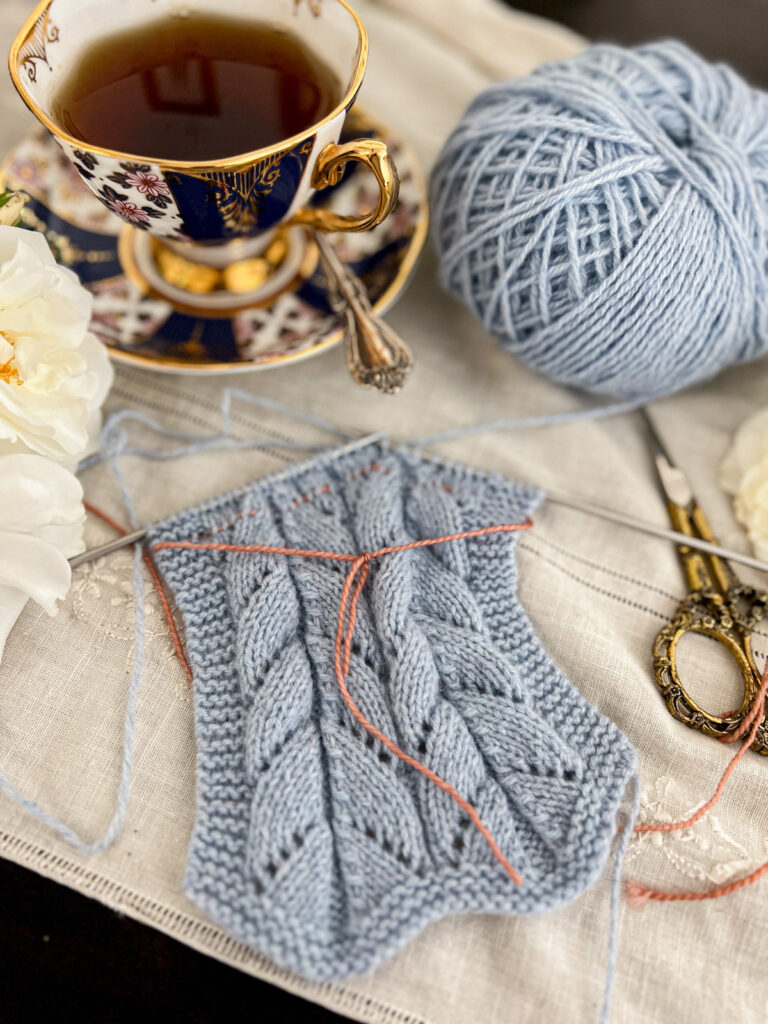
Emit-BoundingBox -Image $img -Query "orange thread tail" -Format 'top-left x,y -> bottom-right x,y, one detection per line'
628,660 -> 768,905
153,519 -> 533,886
721,669 -> 768,743
83,500 -> 128,537
626,858 -> 768,904
84,501 -> 194,685
341,558 -> 370,677
634,662 -> 768,836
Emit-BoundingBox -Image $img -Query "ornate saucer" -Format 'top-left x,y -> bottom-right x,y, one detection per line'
0,109 -> 428,374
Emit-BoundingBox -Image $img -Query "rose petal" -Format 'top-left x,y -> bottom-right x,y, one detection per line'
0,584 -> 29,662
0,531 -> 72,614
0,227 -> 109,465
733,460 -> 768,520
720,409 -> 768,494
0,453 -> 84,536
80,332 -> 114,410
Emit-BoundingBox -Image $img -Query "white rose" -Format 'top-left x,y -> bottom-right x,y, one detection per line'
0,453 -> 85,661
720,408 -> 768,560
720,408 -> 768,495
0,225 -> 113,465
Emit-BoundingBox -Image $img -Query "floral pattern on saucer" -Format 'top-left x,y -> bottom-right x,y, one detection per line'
0,111 -> 428,374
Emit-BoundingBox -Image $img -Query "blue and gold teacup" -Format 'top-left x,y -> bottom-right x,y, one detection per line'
9,0 -> 398,272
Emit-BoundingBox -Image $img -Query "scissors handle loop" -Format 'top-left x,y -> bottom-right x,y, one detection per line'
653,591 -> 768,756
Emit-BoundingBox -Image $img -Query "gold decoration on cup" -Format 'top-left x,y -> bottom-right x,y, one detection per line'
152,231 -> 292,295
17,8 -> 58,83
293,139 -> 400,233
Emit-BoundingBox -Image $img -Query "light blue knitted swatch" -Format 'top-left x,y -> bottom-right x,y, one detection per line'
151,440 -> 636,981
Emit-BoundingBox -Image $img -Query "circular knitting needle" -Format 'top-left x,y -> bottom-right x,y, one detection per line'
70,487 -> 768,574
70,429 -> 390,568
545,490 -> 768,574
69,529 -> 147,569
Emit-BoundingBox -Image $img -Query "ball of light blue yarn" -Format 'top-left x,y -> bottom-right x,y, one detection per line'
430,41 -> 768,398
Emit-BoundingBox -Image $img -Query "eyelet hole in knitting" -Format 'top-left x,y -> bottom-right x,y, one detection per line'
360,823 -> 417,872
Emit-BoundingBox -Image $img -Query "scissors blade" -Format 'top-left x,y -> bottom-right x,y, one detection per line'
642,408 -> 694,508
643,408 -> 741,594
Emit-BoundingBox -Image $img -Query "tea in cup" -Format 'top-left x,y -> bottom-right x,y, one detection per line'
10,0 -> 398,272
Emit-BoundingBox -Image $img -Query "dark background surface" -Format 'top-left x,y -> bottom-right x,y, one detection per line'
1,1 -> 762,1022
516,0 -> 768,86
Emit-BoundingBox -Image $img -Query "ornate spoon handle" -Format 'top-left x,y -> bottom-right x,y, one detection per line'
314,232 -> 413,395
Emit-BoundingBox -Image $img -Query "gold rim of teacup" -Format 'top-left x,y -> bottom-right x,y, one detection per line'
0,106 -> 430,374
8,0 -> 369,174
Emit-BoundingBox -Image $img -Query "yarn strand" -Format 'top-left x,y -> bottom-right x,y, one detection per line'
601,775 -> 641,1024
0,541 -> 145,854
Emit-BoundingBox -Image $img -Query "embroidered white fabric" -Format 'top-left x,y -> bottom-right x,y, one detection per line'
2,2 -> 768,1022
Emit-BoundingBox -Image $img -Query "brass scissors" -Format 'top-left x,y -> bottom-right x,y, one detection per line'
644,410 -> 768,754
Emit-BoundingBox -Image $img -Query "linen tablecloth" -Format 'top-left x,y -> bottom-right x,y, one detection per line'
2,3 -> 767,1022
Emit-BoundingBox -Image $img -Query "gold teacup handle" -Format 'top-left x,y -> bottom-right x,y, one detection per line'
292,139 -> 399,233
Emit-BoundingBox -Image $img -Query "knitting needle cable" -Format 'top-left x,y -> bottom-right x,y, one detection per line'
544,490 -> 768,574
70,429 -> 390,569
70,482 -> 768,575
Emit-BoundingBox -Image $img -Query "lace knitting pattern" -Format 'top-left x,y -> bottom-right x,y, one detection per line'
150,442 -> 636,980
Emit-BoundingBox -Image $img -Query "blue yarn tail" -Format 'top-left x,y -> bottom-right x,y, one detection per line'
416,397 -> 642,446
80,387 -> 352,471
0,540 -> 145,855
601,774 -> 641,1024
